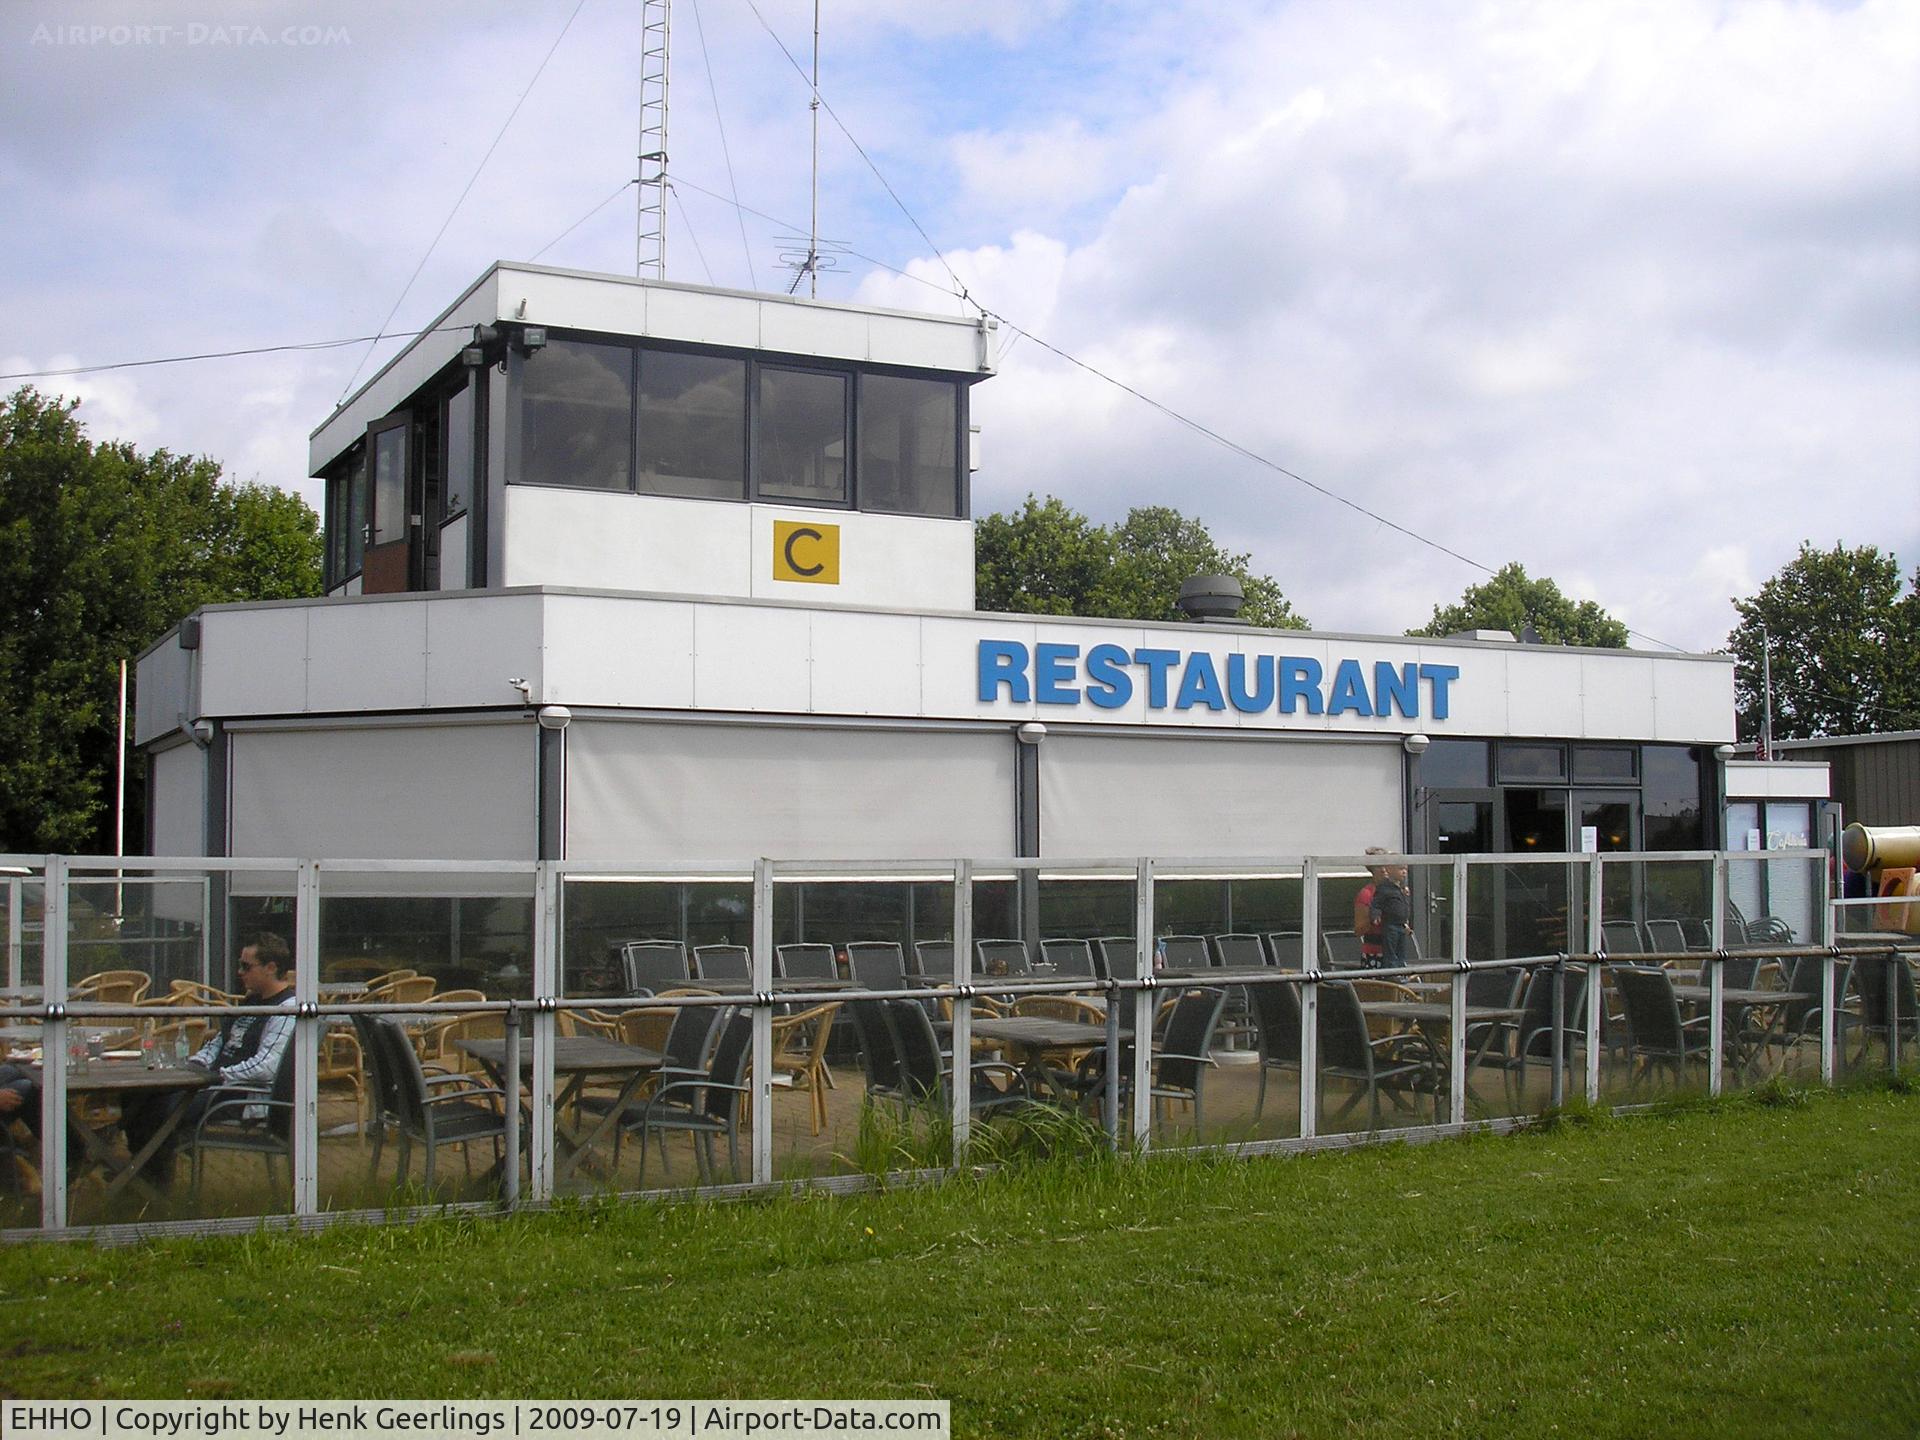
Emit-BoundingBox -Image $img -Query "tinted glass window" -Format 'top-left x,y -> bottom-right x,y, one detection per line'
860,374 -> 958,516
1498,743 -> 1567,783
637,350 -> 746,500
371,424 -> 407,546
443,381 -> 474,516
518,339 -> 633,491
757,367 -> 847,503
1420,738 -> 1487,789
1573,746 -> 1636,783
1642,744 -> 1703,849
344,445 -> 367,577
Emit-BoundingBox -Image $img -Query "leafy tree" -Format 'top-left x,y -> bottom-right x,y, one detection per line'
1727,543 -> 1918,743
975,495 -> 1307,629
1408,562 -> 1629,648
0,387 -> 322,852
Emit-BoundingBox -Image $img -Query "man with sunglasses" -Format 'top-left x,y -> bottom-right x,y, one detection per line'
121,932 -> 297,1189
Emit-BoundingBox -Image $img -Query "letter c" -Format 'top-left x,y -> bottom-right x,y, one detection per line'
783,526 -> 825,577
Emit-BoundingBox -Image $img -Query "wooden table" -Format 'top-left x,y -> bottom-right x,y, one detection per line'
457,1036 -> 664,1184
970,1016 -> 1110,1100
31,1060 -> 212,1205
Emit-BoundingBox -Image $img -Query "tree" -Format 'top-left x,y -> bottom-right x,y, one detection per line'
1408,562 -> 1629,648
1727,543 -> 1919,743
975,495 -> 1307,629
0,387 -> 323,852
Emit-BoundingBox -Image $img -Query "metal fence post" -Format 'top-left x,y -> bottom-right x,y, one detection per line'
1708,854 -> 1727,1097
40,856 -> 68,1232
291,860 -> 321,1217
1584,854 -> 1603,1106
1299,858 -> 1319,1141
1820,858 -> 1837,1087
1890,948 -> 1903,1076
951,860 -> 973,1164
1448,855 -> 1468,1126
750,858 -> 775,1187
1131,859 -> 1155,1152
6,874 -> 20,991
502,1001 -> 522,1208
528,861 -> 558,1202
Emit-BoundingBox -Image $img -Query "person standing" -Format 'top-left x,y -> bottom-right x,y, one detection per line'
1354,846 -> 1390,964
1370,860 -> 1414,966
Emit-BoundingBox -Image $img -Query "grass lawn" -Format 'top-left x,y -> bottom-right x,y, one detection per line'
2,1083 -> 1918,1438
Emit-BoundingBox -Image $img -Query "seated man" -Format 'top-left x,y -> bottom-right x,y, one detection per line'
0,1062 -> 83,1188
122,932 -> 297,1188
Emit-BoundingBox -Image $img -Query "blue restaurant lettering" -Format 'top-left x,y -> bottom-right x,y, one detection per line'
976,639 -> 1458,720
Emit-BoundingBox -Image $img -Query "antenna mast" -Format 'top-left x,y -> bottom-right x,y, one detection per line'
636,0 -> 671,278
807,0 -> 820,298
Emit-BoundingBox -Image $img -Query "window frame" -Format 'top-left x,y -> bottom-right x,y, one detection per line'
854,369 -> 967,519
751,358 -> 855,511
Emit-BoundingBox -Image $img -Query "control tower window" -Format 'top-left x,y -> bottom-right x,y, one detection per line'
518,338 -> 633,491
756,366 -> 848,505
860,374 -> 959,517
637,350 -> 747,500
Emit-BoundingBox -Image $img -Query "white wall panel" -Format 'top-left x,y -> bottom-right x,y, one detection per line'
1039,733 -> 1403,859
566,721 -> 1015,864
501,488 -> 755,595
694,604 -> 811,712
424,594 -> 545,709
149,741 -> 206,857
808,612 -> 924,715
544,594 -> 695,709
200,607 -> 308,717
134,641 -> 195,746
229,723 -> 536,865
305,601 -> 428,712
438,517 -> 469,590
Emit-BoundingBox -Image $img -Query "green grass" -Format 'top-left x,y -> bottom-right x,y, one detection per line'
3,1083 -> 1919,1438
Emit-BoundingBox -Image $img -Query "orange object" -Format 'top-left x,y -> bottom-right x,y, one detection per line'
1875,868 -> 1920,934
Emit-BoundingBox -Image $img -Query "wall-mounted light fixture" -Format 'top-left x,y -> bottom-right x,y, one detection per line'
1402,733 -> 1432,756
1016,722 -> 1047,745
537,705 -> 572,731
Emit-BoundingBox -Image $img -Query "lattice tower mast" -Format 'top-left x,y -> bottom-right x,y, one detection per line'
636,0 -> 671,278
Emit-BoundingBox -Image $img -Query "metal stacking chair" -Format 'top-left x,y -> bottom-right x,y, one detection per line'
355,1015 -> 508,1191
846,941 -> 908,991
883,1000 -> 1027,1119
1844,951 -> 1920,1068
1316,980 -> 1443,1129
1246,975 -> 1303,1120
620,940 -> 690,995
1039,939 -> 1097,978
633,1010 -> 753,1187
1601,920 -> 1647,956
1211,934 -> 1268,969
1061,988 -> 1230,1137
910,941 -> 953,979
1320,932 -> 1367,970
692,944 -> 751,983
1644,918 -> 1691,954
1157,935 -> 1212,971
973,939 -> 1032,977
187,1046 -> 298,1199
1092,937 -> 1138,982
775,943 -> 838,982
1614,966 -> 1711,1090
1264,932 -> 1305,969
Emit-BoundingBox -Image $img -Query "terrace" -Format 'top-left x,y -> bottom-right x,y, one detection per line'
1,846 -> 1912,1238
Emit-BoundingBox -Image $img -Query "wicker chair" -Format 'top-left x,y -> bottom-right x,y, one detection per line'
770,1002 -> 841,1135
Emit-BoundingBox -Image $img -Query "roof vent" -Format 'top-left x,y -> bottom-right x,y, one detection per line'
1176,574 -> 1246,625
1447,628 -> 1518,643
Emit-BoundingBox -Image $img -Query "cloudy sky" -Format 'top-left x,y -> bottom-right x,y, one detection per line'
3,0 -> 1915,650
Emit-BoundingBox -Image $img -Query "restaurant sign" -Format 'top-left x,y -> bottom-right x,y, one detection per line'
976,639 -> 1460,719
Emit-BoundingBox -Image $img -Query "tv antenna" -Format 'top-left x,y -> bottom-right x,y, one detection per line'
635,0 -> 671,278
786,0 -> 823,296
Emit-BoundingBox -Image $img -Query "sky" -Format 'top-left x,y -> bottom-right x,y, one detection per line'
3,0 -> 1916,651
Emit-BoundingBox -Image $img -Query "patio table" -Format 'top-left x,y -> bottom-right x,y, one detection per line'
27,1059 -> 211,1205
1671,985 -> 1795,1077
1358,1002 -> 1528,1105
970,1015 -> 1110,1100
457,1035 -> 664,1184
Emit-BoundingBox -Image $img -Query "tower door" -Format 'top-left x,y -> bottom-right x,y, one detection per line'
360,414 -> 412,594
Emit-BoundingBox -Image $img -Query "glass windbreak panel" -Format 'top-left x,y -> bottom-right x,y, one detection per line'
1642,745 -> 1704,850
637,350 -> 746,500
757,367 -> 847,503
1153,879 -> 1230,958
518,338 -> 634,491
0,1018 -> 43,1227
66,875 -> 207,996
859,374 -> 958,516
1498,854 -> 1574,963
344,444 -> 367,575
563,879 -> 750,999
1498,744 -> 1568,784
443,381 -> 474,516
319,896 -> 532,1000
1598,959 -> 1711,1106
370,423 -> 407,546
1580,795 -> 1639,922
1420,739 -> 1488,790
1228,874 -> 1303,960
1572,746 -> 1636,784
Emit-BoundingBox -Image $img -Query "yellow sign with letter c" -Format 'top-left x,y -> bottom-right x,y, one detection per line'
772,520 -> 841,584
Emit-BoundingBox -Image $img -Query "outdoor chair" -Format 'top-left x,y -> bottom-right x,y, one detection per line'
1601,919 -> 1646,956
884,999 -> 1028,1119
849,999 -> 907,1103
1246,974 -> 1303,1120
1264,931 -> 1306,968
1157,935 -> 1212,971
1478,965 -> 1585,1105
364,974 -> 436,1005
770,1002 -> 840,1135
1039,938 -> 1098,979
1320,932 -> 1367,970
1316,979 -> 1444,1130
1092,937 -> 1138,981
775,943 -> 838,982
167,980 -> 240,1007
1643,919 -> 1691,954
353,1014 -> 510,1191
72,970 -> 151,1006
1767,954 -> 1848,1073
974,939 -> 1032,977
911,941 -> 953,978
1211,933 -> 1268,969
847,941 -> 908,990
187,1043 -> 297,1200
1062,987 -> 1230,1137
691,944 -> 751,983
1614,965 -> 1712,1091
621,940 -> 691,995
633,1010 -> 753,1188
